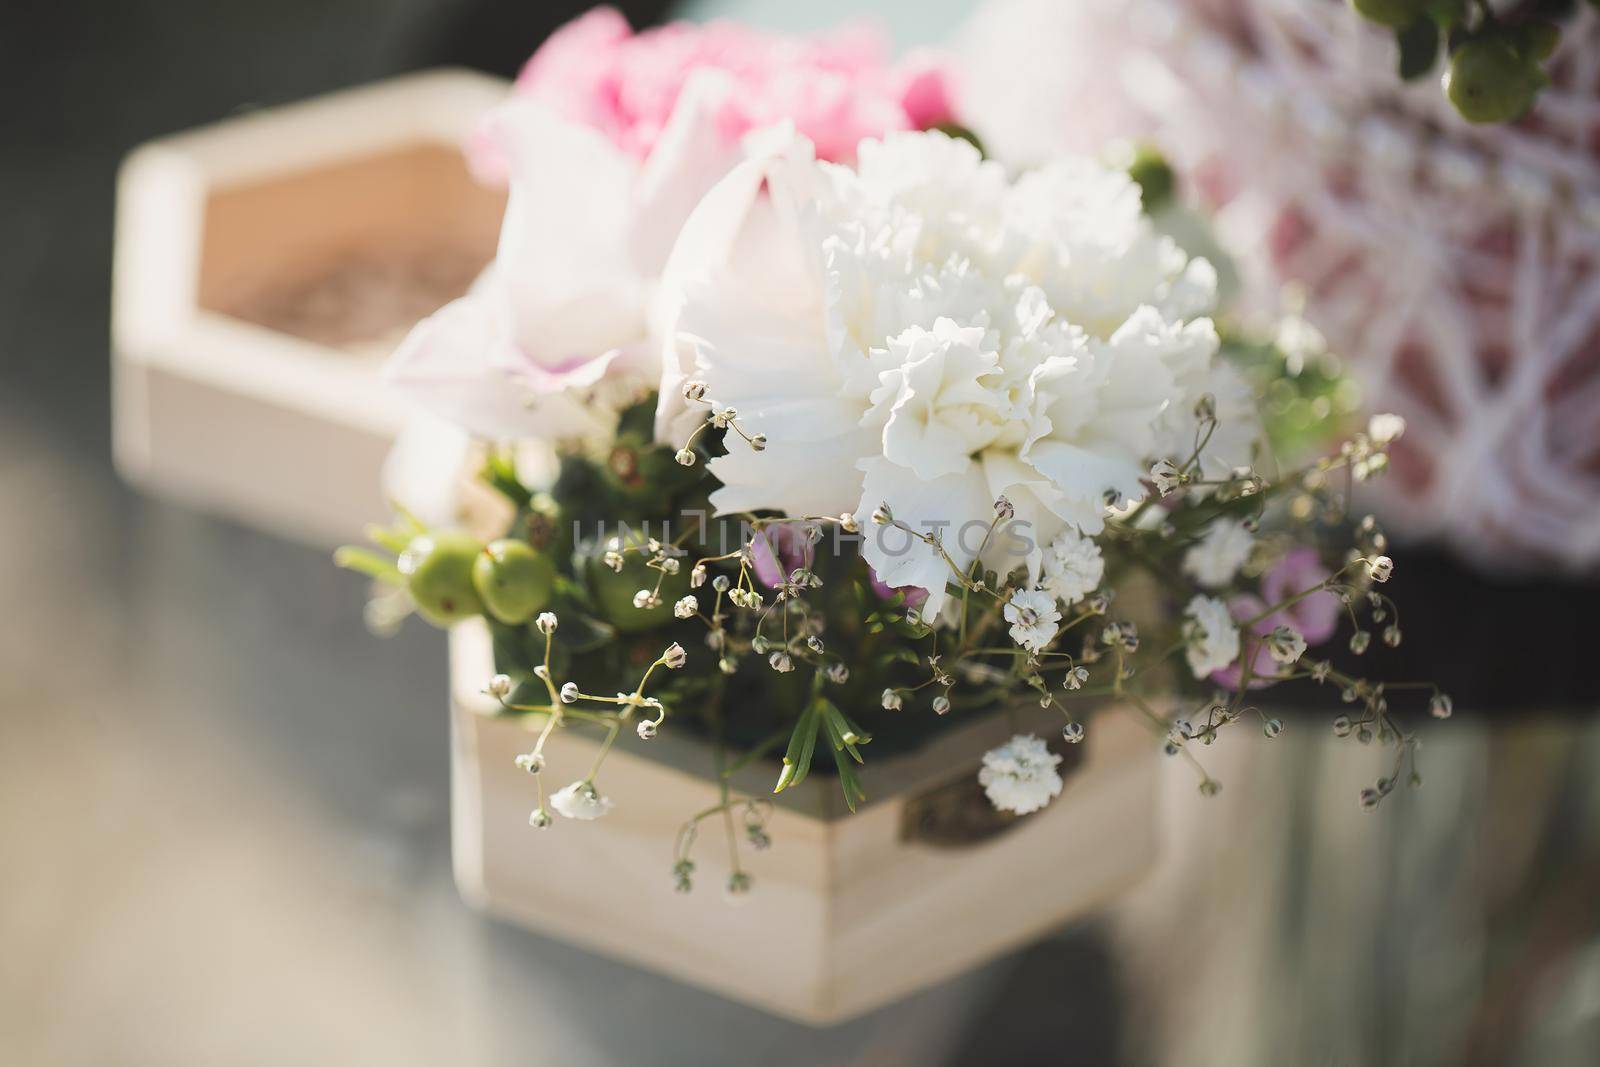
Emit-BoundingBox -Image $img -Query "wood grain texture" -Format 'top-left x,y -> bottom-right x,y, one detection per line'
449,620 -> 1162,1024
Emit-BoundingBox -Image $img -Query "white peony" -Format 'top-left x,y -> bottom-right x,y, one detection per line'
549,781 -> 615,820
1003,588 -> 1062,652
1040,528 -> 1104,606
656,129 -> 1229,618
1183,595 -> 1240,678
1182,520 -> 1254,589
978,734 -> 1064,814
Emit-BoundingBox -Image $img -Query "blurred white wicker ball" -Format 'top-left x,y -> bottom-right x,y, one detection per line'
962,0 -> 1600,572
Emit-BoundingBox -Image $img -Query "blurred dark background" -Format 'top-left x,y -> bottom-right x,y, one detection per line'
2,2 -> 1597,1065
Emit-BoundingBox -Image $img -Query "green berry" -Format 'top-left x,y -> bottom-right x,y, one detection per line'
1515,21 -> 1560,62
472,539 -> 555,624
587,537 -> 689,634
1445,37 -> 1546,123
1350,0 -> 1427,29
400,531 -> 485,626
1126,145 -> 1175,213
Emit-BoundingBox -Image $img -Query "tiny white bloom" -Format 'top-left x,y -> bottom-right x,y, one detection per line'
1040,529 -> 1104,607
1266,625 -> 1307,665
559,682 -> 580,704
662,642 -> 687,669
633,589 -> 660,609
636,719 -> 658,740
673,595 -> 698,619
513,751 -> 545,774
690,564 -> 707,588
1149,459 -> 1182,497
768,651 -> 794,673
485,674 -> 512,699
882,689 -> 903,710
528,808 -> 553,829
1367,555 -> 1394,583
549,781 -> 613,821
535,612 -> 558,634
1367,413 -> 1406,445
674,448 -> 697,467
1184,595 -> 1241,677
1004,588 -> 1062,652
978,734 -> 1064,814
1182,520 -> 1255,589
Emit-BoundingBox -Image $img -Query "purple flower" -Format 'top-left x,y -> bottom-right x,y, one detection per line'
1212,550 -> 1340,691
869,566 -> 928,610
750,523 -> 812,588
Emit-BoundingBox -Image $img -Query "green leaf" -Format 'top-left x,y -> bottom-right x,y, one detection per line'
1397,18 -> 1439,80
774,706 -> 820,794
830,742 -> 867,813
333,546 -> 404,586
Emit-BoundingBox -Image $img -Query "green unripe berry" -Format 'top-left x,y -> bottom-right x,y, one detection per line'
1445,37 -> 1546,123
587,537 -> 690,634
1350,0 -> 1427,29
400,531 -> 485,626
1515,22 -> 1560,62
472,539 -> 555,624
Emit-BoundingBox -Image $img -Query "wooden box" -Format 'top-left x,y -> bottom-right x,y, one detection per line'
111,70 -> 508,547
448,620 -> 1161,1024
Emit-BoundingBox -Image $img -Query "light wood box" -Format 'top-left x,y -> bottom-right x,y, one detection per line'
449,620 -> 1161,1025
111,70 -> 509,547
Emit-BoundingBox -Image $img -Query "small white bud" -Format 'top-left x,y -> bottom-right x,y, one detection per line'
839,512 -> 860,534
636,720 -> 658,740
1367,413 -> 1406,445
768,651 -> 794,673
514,751 -> 545,774
528,808 -> 553,829
535,612 -> 558,634
871,502 -> 893,526
633,589 -> 660,610
994,495 -> 1015,519
1062,721 -> 1085,744
749,433 -> 768,452
1367,555 -> 1394,583
881,689 -> 903,711
1430,693 -> 1453,719
673,595 -> 698,619
662,642 -> 687,669
931,695 -> 951,716
675,448 -> 697,467
683,380 -> 708,401
690,564 -> 707,588
485,674 -> 513,699
559,682 -> 580,704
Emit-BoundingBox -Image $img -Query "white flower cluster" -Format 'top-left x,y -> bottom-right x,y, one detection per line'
657,129 -> 1257,619
978,733 -> 1064,814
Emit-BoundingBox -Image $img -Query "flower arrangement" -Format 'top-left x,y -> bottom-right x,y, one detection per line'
338,8 -> 1448,895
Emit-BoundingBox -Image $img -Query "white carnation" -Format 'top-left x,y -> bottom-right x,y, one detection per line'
1040,528 -> 1103,606
1184,595 -> 1240,678
1004,588 -> 1062,652
1183,520 -> 1254,589
979,734 -> 1064,814
656,128 -> 1243,619
549,781 -> 614,821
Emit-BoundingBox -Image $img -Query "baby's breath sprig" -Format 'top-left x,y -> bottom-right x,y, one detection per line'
489,612 -> 686,827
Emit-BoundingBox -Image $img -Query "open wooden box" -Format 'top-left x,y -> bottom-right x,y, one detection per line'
449,619 -> 1161,1024
112,70 -> 508,547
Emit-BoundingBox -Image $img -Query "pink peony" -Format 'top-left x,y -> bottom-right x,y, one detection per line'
470,6 -> 955,180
